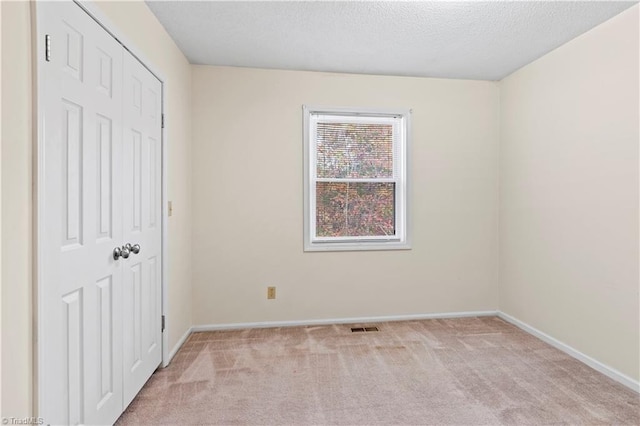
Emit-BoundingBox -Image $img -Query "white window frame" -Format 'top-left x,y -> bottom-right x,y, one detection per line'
303,105 -> 411,252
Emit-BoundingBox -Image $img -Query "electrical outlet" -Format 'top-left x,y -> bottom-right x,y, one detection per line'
267,286 -> 276,300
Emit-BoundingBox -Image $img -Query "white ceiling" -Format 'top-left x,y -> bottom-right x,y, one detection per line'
146,1 -> 637,81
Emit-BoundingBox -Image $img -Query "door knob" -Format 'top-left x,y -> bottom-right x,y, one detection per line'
125,243 -> 141,254
120,246 -> 131,259
113,246 -> 131,260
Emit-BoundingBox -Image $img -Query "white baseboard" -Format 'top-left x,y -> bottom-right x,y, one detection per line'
163,326 -> 193,367
497,312 -> 639,393
190,310 -> 498,332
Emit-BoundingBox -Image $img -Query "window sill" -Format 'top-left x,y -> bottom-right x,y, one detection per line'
304,241 -> 412,252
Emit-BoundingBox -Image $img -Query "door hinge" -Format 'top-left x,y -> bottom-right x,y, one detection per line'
161,315 -> 165,332
45,34 -> 51,62
161,114 -> 165,129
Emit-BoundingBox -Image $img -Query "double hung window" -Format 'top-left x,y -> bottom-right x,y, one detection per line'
303,106 -> 410,251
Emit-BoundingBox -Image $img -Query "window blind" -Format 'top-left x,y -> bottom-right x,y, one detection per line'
316,122 -> 393,179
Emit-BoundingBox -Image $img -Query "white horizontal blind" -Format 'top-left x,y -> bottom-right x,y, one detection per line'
316,122 -> 394,179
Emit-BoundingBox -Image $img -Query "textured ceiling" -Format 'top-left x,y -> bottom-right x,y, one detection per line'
146,1 -> 637,81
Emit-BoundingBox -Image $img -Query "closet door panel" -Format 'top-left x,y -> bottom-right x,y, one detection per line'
38,2 -> 124,425
121,49 -> 163,407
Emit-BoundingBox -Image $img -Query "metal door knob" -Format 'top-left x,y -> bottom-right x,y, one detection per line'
113,246 -> 130,260
120,247 -> 130,259
125,243 -> 141,254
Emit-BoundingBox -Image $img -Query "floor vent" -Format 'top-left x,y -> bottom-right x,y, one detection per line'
351,326 -> 379,333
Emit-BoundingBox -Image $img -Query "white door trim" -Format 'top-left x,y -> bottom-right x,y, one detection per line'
33,0 -> 170,418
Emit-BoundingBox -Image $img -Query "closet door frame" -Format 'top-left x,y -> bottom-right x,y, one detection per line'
33,0 -> 170,417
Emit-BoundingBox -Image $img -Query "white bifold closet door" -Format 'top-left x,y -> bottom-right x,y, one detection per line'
38,2 -> 162,425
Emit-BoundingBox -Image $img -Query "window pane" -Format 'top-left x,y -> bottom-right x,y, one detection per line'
316,182 -> 395,237
316,122 -> 393,179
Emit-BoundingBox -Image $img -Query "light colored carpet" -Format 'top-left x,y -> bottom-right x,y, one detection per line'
116,316 -> 639,425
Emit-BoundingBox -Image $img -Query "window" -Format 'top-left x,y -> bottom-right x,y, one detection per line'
303,106 -> 410,251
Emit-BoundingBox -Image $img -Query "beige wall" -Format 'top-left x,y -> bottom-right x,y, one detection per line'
0,0 -> 193,417
191,66 -> 500,326
499,4 -> 639,382
1,1 -> 33,417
